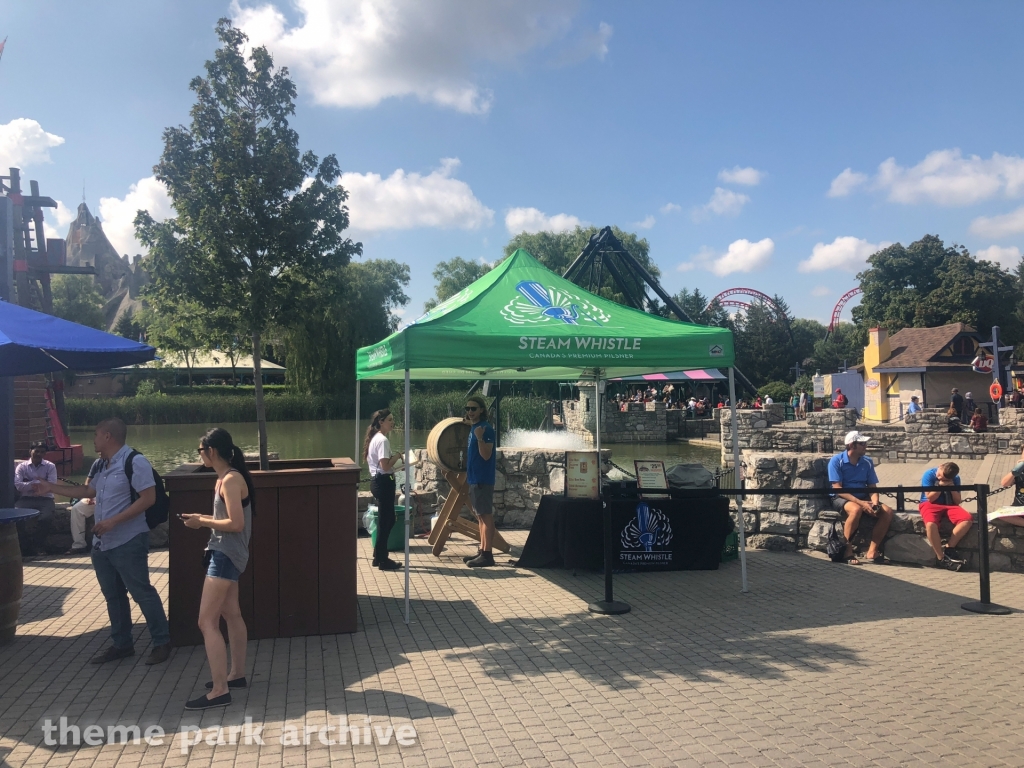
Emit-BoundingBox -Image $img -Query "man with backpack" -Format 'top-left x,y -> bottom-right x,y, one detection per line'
40,418 -> 171,665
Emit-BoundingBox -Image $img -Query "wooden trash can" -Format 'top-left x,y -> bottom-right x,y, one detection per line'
164,458 -> 360,647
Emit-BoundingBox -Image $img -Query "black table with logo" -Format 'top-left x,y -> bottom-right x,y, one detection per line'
517,493 -> 733,572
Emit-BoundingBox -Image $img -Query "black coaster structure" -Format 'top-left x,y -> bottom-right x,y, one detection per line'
562,226 -> 758,394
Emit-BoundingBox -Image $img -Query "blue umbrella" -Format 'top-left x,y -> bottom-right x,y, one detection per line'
0,300 -> 156,375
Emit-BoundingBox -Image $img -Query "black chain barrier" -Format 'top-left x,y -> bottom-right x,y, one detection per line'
717,483 -> 1012,615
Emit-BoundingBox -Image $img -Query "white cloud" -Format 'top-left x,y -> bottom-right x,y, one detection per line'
42,200 -> 76,240
0,118 -> 65,168
970,205 -> 1024,239
97,177 -> 175,256
233,0 -> 609,114
811,285 -> 831,297
342,158 -> 493,232
835,150 -> 1024,206
976,245 -> 1022,269
679,239 -> 774,276
660,202 -> 681,214
634,215 -> 655,230
693,187 -> 750,220
827,168 -> 868,198
798,236 -> 889,274
504,207 -> 582,235
717,166 -> 764,186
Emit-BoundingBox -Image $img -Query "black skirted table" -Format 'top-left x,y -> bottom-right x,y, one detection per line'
517,494 -> 732,572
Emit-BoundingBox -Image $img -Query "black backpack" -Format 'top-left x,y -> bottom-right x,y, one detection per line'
124,449 -> 170,529
826,520 -> 848,563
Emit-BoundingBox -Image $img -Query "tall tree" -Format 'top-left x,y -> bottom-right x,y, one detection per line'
141,305 -> 210,386
670,287 -> 731,326
136,19 -> 360,468
854,235 -> 1022,343
423,257 -> 492,311
734,299 -> 796,385
810,322 -> 865,374
284,259 -> 409,396
50,275 -> 106,330
503,226 -> 660,311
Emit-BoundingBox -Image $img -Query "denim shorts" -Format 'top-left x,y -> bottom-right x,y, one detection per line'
206,550 -> 241,581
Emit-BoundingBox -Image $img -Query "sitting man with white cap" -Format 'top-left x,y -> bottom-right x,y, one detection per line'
827,431 -> 894,564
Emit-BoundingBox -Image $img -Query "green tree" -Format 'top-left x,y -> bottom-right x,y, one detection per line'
503,226 -> 661,312
284,259 -> 410,396
670,287 -> 731,326
113,307 -> 147,341
810,322 -> 865,373
50,275 -> 105,330
854,235 -> 1022,342
141,305 -> 210,386
757,381 -> 793,403
790,318 -> 826,369
136,19 -> 360,468
734,299 -> 795,385
423,257 -> 492,311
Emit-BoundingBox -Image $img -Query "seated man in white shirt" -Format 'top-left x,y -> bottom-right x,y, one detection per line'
67,458 -> 104,554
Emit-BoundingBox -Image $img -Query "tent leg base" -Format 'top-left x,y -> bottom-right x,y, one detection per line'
961,600 -> 1012,615
588,600 -> 631,615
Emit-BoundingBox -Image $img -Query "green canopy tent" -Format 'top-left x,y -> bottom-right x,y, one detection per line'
355,249 -> 749,619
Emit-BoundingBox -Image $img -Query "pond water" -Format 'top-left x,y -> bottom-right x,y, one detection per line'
68,420 -> 720,480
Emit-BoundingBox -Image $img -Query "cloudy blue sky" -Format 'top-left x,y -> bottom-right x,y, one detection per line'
3,0 -> 1024,324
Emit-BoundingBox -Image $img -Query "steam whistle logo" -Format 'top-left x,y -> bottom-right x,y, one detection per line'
501,281 -> 610,326
620,502 -> 672,562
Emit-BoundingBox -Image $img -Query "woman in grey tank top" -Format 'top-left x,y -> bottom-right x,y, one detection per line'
181,428 -> 255,711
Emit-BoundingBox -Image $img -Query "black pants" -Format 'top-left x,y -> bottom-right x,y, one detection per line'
370,473 -> 396,563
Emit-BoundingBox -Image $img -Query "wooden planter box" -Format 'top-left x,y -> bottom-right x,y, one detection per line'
165,458 -> 360,647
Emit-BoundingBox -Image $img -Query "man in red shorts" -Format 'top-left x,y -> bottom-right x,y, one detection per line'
919,462 -> 971,570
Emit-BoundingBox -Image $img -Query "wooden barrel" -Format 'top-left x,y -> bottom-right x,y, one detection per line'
0,523 -> 24,644
427,417 -> 472,472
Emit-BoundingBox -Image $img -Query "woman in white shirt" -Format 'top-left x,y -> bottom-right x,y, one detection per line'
362,409 -> 403,571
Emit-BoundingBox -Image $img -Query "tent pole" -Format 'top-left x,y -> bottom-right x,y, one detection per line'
589,370 -> 630,615
354,380 -> 360,467
404,369 -> 412,625
728,367 -> 749,593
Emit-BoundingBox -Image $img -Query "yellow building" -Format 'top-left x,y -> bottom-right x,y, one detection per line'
862,327 -> 894,421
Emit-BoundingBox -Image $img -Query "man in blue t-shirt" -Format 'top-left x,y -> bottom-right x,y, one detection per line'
464,395 -> 497,568
827,431 -> 893,564
919,463 -> 971,570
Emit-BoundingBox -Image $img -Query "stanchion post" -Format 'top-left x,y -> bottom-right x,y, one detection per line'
962,483 -> 1011,615
589,373 -> 630,616
896,485 -> 904,513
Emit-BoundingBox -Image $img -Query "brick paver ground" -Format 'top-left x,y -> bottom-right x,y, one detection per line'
4,532 -> 1024,767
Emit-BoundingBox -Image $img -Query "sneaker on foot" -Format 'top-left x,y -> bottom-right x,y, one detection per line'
939,553 -> 965,571
467,551 -> 495,568
463,550 -> 483,563
378,558 -> 401,571
91,645 -> 134,664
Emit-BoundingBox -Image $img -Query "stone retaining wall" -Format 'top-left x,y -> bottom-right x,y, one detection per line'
736,449 -> 1024,573
722,407 -> 1024,465
16,503 -> 168,556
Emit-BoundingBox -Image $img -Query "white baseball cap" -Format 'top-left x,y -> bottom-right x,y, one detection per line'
844,430 -> 870,445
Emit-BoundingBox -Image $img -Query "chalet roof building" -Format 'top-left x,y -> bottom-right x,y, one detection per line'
862,323 -> 1001,421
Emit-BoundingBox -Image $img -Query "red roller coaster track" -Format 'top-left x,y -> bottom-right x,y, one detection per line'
828,288 -> 862,334
707,288 -> 786,318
